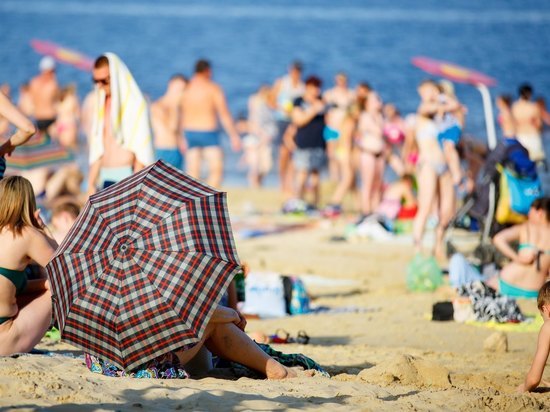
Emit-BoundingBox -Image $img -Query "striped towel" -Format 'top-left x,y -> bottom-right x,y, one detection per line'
89,52 -> 154,167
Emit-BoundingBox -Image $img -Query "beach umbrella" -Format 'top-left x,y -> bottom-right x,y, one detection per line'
30,39 -> 94,71
3,131 -> 74,170
46,160 -> 241,371
411,56 -> 498,150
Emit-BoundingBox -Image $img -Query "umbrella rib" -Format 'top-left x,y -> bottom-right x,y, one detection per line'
130,192 -> 219,243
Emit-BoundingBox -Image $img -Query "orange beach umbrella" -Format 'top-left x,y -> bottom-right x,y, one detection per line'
30,39 -> 94,72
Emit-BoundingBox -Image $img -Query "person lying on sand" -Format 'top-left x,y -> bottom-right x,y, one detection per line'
517,281 -> 550,392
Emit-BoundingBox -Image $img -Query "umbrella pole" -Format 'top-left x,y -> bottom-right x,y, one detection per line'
476,84 -> 497,150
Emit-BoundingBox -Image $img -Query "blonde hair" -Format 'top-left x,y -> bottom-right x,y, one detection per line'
0,176 -> 41,236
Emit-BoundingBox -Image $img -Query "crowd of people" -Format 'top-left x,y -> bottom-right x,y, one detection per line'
0,54 -> 549,389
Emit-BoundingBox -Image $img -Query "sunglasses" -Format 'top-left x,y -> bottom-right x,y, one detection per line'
92,76 -> 110,86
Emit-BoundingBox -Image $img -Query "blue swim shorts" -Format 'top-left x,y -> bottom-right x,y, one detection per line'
185,130 -> 220,149
156,148 -> 183,169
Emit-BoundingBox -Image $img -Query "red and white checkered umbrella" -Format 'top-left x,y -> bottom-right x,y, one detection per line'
46,160 -> 241,371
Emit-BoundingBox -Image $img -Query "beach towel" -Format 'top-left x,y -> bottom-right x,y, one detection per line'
457,280 -> 525,323
89,52 -> 154,167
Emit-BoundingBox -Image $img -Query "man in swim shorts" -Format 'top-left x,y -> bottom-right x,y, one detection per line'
181,59 -> 241,188
151,74 -> 187,169
29,57 -> 59,133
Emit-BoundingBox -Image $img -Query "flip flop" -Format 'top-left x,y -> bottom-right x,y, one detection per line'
269,329 -> 290,344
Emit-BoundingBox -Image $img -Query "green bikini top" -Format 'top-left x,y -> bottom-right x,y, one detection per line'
0,267 -> 28,295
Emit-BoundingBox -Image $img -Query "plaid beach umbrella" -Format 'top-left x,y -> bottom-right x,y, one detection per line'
46,160 -> 241,371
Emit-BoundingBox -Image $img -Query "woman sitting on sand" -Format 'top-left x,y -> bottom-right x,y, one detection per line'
0,176 -> 58,355
411,80 -> 455,258
486,197 -> 550,298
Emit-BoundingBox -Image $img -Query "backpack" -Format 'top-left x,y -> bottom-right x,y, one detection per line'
282,276 -> 310,315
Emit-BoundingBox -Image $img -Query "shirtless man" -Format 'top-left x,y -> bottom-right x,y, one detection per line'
87,54 -> 153,195
181,59 -> 241,188
29,57 -> 59,133
512,83 -> 545,162
151,74 -> 187,169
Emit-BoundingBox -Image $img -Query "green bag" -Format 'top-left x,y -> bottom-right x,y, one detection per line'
406,254 -> 443,292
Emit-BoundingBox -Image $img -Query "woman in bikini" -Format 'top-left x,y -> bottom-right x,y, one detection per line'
412,80 -> 455,258
357,91 -> 386,220
0,176 -> 58,355
487,197 -> 550,298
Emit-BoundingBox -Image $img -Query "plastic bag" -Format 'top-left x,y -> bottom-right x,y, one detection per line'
406,254 -> 443,292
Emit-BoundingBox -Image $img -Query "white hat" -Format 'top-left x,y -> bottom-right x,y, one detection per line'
39,56 -> 56,72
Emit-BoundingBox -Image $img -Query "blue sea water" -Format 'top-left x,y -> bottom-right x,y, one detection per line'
1,0 -> 550,186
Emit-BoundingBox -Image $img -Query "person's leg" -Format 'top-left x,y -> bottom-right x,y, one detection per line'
204,322 -> 297,379
330,154 -> 353,206
359,152 -> 376,215
309,170 -> 320,207
435,172 -> 455,258
325,140 -> 338,182
279,145 -> 294,200
371,156 -> 386,212
412,164 -> 438,254
185,148 -> 202,181
203,146 -> 224,188
295,169 -> 309,201
0,287 -> 52,355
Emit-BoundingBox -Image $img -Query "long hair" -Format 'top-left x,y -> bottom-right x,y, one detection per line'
0,176 -> 41,236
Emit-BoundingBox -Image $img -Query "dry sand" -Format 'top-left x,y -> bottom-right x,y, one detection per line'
0,187 -> 548,411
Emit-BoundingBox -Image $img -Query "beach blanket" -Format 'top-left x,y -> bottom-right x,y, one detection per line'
466,315 -> 543,333
89,52 -> 154,167
84,343 -> 328,379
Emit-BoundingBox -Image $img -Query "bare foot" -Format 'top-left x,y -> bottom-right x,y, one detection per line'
266,360 -> 296,379
266,361 -> 315,379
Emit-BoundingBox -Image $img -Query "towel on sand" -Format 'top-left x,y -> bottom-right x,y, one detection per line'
89,52 -> 154,167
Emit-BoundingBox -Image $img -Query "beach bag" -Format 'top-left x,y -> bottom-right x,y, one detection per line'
406,255 -> 443,292
496,168 -> 540,224
241,272 -> 287,318
288,276 -> 310,315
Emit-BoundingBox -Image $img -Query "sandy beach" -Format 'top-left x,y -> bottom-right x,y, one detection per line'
0,186 -> 547,411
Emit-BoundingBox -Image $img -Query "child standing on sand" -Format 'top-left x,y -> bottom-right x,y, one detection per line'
518,281 -> 550,392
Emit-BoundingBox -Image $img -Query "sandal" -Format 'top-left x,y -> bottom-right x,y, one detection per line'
287,330 -> 310,345
269,329 -> 290,344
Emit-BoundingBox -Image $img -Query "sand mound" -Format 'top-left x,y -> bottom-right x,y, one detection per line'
357,354 -> 451,388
